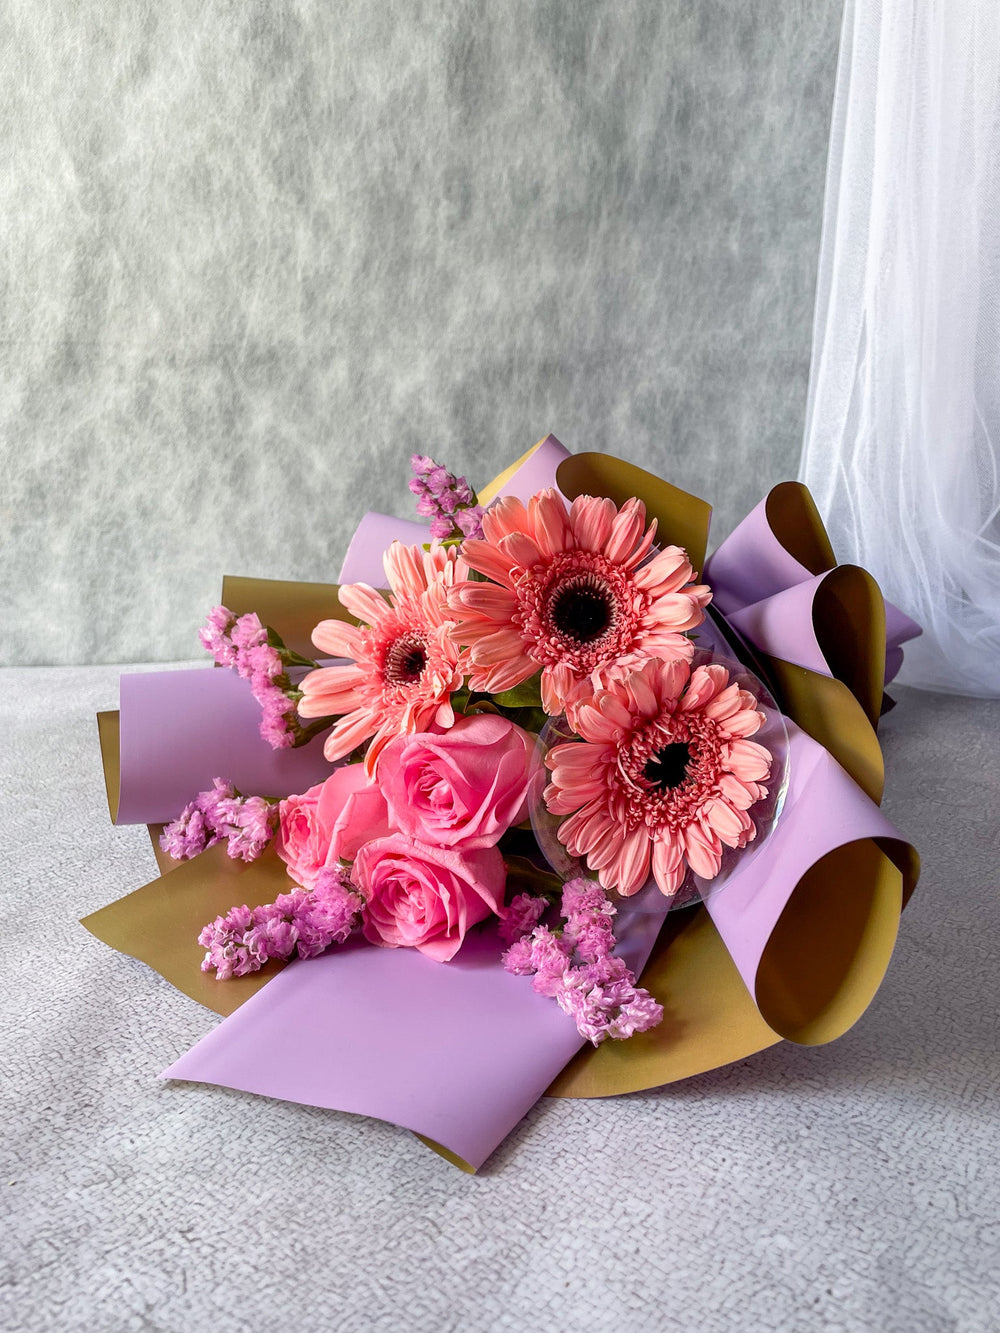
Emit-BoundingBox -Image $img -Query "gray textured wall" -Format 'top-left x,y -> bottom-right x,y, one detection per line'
3,1 -> 842,666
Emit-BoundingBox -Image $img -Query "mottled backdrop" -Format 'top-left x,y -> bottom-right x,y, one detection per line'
2,1 -> 842,665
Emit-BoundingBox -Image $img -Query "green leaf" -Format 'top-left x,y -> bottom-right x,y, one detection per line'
498,705 -> 549,735
492,673 -> 543,708
449,686 -> 473,715
502,855 -> 563,901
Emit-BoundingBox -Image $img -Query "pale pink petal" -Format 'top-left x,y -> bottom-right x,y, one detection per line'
569,494 -> 616,551
382,542 -> 430,598
527,489 -> 572,556
679,665 -> 729,711
603,497 -> 646,564
703,798 -> 751,847
652,836 -> 686,896
310,619 -> 364,658
468,654 -> 538,694
607,825 -> 652,896
683,822 -> 723,879
540,662 -> 575,714
338,583 -> 391,625
450,582 -> 520,622
724,739 -> 772,781
624,669 -> 660,719
481,495 -> 531,545
297,665 -> 368,717
457,538 -> 519,587
499,531 -> 546,570
717,708 -> 766,739
469,627 -> 531,666
323,707 -> 380,763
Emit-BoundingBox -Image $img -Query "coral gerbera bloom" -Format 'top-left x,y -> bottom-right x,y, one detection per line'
298,541 -> 467,775
544,658 -> 772,897
449,489 -> 711,714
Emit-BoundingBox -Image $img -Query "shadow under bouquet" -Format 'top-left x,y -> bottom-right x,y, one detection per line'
85,436 -> 920,1171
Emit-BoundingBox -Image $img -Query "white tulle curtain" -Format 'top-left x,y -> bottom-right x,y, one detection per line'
801,0 -> 1000,696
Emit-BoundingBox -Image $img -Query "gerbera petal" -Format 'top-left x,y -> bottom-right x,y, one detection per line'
680,665 -> 729,711
297,664 -> 368,717
540,662 -> 576,715
632,546 -> 692,593
652,658 -> 690,704
457,538 -> 520,587
499,531 -> 546,570
560,802 -> 612,855
469,627 -> 530,666
338,582 -> 390,626
703,798 -> 751,847
717,708 -> 766,739
624,669 -> 660,719
644,591 -> 710,633
527,489 -> 572,556
323,707 -> 380,764
570,701 -> 626,746
481,495 -> 531,545
569,494 -> 616,551
683,822 -> 722,879
718,772 -> 758,809
604,497 -> 647,564
724,739 -> 772,781
450,582 -> 519,623
652,836 -> 686,896
468,654 -> 538,695
702,682 -> 744,720
310,619 -> 364,659
382,542 -> 429,598
607,826 -> 652,896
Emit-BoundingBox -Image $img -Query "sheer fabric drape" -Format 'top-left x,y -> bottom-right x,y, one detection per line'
801,0 -> 1000,696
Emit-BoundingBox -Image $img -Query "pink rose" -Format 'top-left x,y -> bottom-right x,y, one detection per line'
377,713 -> 541,850
352,835 -> 506,962
276,765 -> 391,889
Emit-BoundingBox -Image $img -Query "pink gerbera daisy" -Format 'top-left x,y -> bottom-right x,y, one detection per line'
544,658 -> 772,897
298,541 -> 467,775
448,489 -> 711,714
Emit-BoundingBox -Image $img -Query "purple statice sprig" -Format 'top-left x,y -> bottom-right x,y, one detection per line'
501,876 -> 663,1045
160,778 -> 279,864
409,454 -> 486,542
198,866 -> 365,980
199,607 -> 335,751
496,854 -> 562,946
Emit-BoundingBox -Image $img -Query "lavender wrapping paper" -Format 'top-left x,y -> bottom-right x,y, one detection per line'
115,669 -> 335,825
162,888 -> 669,1171
705,493 -> 921,685
700,722 -> 900,1003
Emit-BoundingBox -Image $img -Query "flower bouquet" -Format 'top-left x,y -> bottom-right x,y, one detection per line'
85,436 -> 920,1171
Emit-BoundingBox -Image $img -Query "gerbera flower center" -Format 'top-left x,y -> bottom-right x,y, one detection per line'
610,716 -> 726,832
548,578 -> 615,644
383,635 -> 428,685
517,552 -> 641,673
643,742 -> 693,792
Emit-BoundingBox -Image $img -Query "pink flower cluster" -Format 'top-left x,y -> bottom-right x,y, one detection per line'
498,892 -> 548,946
502,877 -> 663,1045
277,713 -> 541,962
409,454 -> 486,541
199,607 -> 302,749
160,779 -> 277,863
198,866 -> 364,979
